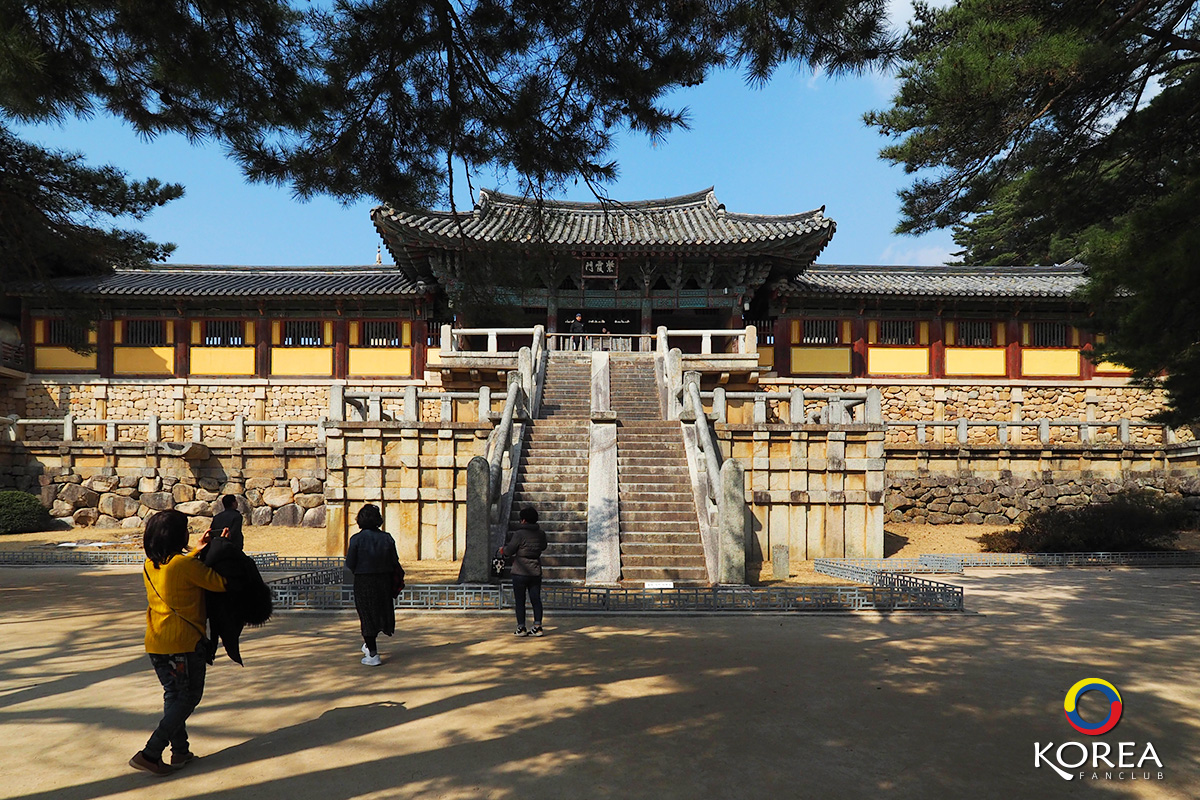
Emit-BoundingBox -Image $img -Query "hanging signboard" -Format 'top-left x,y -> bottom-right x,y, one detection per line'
581,256 -> 618,281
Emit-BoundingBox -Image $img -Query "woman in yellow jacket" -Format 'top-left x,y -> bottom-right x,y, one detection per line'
129,509 -> 227,776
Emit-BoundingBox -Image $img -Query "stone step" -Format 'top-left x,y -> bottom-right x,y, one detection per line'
617,552 -> 706,568
618,458 -> 688,468
617,520 -> 702,534
618,510 -> 697,522
517,466 -> 588,475
620,542 -> 706,558
619,503 -> 695,514
617,469 -> 691,479
621,566 -> 709,583
510,493 -> 588,504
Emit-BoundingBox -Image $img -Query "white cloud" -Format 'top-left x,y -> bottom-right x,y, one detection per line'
878,240 -> 957,266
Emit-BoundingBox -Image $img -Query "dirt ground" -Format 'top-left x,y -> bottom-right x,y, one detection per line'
6,521 -> 1197,588
1,564 -> 1198,799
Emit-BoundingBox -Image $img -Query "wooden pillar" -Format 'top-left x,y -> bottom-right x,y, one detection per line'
97,318 -> 114,378
20,306 -> 34,372
333,317 -> 349,380
173,318 -> 189,378
1005,318 -> 1021,379
851,316 -> 868,378
930,315 -> 945,379
774,317 -> 789,377
255,316 -> 271,378
412,319 -> 427,377
1080,332 -> 1096,381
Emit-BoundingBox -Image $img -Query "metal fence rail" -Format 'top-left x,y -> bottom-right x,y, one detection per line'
816,551 -> 1200,577
266,581 -> 965,612
0,550 -> 345,569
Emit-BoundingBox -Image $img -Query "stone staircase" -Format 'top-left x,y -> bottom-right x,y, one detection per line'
609,355 -> 661,420
508,353 -> 707,585
616,419 -> 708,584
509,355 -> 590,582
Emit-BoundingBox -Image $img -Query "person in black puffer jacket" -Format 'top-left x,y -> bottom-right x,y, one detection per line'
199,529 -> 273,665
501,506 -> 547,636
346,504 -> 400,666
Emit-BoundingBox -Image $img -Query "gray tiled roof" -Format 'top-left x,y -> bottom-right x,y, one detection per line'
782,264 -> 1087,299
22,266 -> 421,297
374,188 -> 835,258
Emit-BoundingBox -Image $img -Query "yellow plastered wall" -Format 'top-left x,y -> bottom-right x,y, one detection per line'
944,347 -> 1007,376
34,347 -> 97,371
790,346 -> 852,375
1022,350 -> 1081,377
348,348 -> 413,377
114,346 -> 175,375
270,348 -> 333,376
190,347 -> 256,376
867,347 -> 929,375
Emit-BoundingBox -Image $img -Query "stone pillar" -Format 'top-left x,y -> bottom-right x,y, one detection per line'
586,416 -> 620,584
717,459 -> 746,585
459,456 -> 491,583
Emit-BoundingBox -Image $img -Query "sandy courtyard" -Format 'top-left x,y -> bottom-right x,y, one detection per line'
0,564 -> 1197,800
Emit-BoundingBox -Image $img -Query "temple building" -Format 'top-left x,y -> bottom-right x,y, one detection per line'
4,189 -> 1122,386
0,188 -> 1182,578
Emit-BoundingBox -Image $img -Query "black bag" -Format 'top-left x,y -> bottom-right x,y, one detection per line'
491,556 -> 506,576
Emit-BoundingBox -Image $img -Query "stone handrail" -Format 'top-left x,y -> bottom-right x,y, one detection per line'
656,325 -> 757,355
0,413 -> 325,444
340,387 -> 508,423
681,373 -> 722,507
547,332 -> 654,352
485,373 -> 527,521
440,325 -> 540,354
888,418 -> 1175,446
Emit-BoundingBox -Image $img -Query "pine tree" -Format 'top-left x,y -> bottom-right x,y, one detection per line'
868,0 -> 1200,421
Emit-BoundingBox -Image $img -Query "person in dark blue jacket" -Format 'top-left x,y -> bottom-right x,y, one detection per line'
345,505 -> 400,666
501,506 -> 548,636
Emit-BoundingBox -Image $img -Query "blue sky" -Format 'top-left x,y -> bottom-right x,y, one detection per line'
16,6 -> 957,268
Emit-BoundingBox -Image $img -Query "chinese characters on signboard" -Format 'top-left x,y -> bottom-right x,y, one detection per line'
581,257 -> 618,280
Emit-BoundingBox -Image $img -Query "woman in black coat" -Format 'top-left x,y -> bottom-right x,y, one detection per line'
345,505 -> 400,666
501,506 -> 548,636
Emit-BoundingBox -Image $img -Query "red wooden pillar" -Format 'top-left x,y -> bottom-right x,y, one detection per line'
333,317 -> 349,380
173,318 -> 189,378
1005,318 -> 1021,379
97,318 -> 114,378
930,316 -> 946,379
1080,331 -> 1096,381
412,319 -> 427,377
773,317 -> 790,377
851,317 -> 868,378
255,316 -> 271,378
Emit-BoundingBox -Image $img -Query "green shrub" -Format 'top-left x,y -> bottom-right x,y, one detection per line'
980,490 -> 1191,554
0,490 -> 53,535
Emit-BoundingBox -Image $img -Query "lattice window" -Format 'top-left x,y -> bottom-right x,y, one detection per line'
283,320 -> 324,347
46,319 -> 88,347
203,320 -> 245,346
802,319 -> 839,344
1032,321 -> 1068,348
877,320 -> 916,345
745,318 -> 774,345
363,320 -> 401,347
126,319 -> 167,346
955,321 -> 994,347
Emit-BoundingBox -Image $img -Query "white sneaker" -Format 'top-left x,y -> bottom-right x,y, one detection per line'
361,643 -> 370,657
361,653 -> 382,667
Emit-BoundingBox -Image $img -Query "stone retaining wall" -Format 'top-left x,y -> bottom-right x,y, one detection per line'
1,442 -> 327,535
885,473 -> 1200,525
